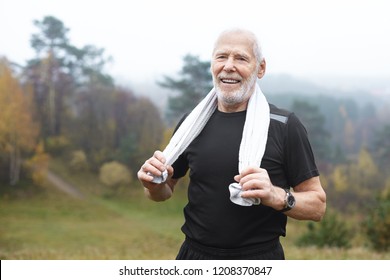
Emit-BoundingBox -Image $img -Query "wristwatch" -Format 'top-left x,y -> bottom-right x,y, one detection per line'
281,188 -> 296,212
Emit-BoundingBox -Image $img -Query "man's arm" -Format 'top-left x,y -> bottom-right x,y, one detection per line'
237,167 -> 326,221
143,177 -> 178,202
277,176 -> 326,221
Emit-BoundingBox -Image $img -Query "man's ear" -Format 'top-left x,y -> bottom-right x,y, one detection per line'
257,59 -> 266,79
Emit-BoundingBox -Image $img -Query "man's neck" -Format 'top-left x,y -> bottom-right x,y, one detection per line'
217,100 -> 249,113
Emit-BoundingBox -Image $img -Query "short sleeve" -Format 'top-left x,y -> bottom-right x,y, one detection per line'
285,113 -> 319,187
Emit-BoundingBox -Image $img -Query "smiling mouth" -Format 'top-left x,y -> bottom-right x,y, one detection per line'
221,78 -> 240,84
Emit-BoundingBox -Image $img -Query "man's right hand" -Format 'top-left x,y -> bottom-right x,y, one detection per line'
137,151 -> 175,198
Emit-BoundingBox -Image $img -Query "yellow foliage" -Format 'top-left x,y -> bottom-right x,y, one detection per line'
0,58 -> 38,153
319,174 -> 329,190
358,148 -> 379,177
46,136 -> 70,152
160,127 -> 174,151
99,161 -> 132,188
0,58 -> 40,184
69,150 -> 89,171
344,120 -> 355,151
332,165 -> 349,192
25,141 -> 50,186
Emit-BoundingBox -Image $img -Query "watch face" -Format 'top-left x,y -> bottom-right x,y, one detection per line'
287,193 -> 296,207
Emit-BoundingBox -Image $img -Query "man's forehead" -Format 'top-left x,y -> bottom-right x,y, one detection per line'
213,43 -> 254,58
213,32 -> 254,56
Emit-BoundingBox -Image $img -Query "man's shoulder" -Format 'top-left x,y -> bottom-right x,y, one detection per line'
269,103 -> 293,124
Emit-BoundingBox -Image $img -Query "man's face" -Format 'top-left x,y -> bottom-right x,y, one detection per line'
211,32 -> 260,107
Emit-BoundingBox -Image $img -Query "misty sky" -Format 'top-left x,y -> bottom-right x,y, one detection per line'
1,0 -> 389,91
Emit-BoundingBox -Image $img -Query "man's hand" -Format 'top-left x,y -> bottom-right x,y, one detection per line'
137,151 -> 175,201
137,150 -> 173,188
234,166 -> 285,210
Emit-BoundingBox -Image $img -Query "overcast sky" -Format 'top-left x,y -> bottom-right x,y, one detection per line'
1,0 -> 389,91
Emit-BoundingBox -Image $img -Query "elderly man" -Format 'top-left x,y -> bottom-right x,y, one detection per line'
137,29 -> 326,260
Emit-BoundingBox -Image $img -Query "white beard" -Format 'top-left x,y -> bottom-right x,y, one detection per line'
214,71 -> 258,106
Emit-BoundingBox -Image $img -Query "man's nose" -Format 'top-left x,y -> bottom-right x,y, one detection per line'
223,57 -> 236,72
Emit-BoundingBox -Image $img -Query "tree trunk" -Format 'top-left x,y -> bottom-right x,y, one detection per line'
9,145 -> 21,186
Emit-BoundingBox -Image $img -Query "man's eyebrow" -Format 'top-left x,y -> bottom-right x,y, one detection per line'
235,53 -> 250,59
213,49 -> 251,58
213,50 -> 229,56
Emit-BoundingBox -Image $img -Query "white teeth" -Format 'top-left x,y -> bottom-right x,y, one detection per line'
222,79 -> 239,84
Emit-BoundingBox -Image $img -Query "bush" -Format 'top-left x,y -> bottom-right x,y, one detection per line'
45,136 -> 70,156
364,190 -> 390,252
296,210 -> 353,248
24,141 -> 50,187
99,161 -> 132,189
69,150 -> 89,171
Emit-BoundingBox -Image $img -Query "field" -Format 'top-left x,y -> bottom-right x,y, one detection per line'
1,162 -> 389,260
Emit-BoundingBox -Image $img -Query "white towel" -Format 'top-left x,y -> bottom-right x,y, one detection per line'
151,83 -> 270,207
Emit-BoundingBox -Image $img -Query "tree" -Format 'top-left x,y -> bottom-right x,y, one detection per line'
30,16 -> 69,55
158,54 -> 213,122
69,85 -> 164,174
0,58 -> 39,185
28,16 -> 71,137
332,165 -> 349,192
352,147 -> 381,196
70,84 -> 117,169
329,147 -> 382,211
364,189 -> 390,252
373,124 -> 390,169
125,97 -> 164,173
296,210 -> 353,248
24,15 -> 112,140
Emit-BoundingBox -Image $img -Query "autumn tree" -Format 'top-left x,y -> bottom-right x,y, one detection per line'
122,97 -> 164,174
0,58 -> 39,185
329,147 -> 382,211
69,83 -> 117,169
70,85 -> 164,173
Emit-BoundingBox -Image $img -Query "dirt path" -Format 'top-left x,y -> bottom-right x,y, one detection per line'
46,170 -> 85,199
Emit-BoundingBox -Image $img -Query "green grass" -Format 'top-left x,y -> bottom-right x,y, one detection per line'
1,160 -> 389,259
282,220 -> 390,260
0,182 -> 186,259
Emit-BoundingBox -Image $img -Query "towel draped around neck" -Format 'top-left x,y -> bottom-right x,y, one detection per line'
151,83 -> 270,206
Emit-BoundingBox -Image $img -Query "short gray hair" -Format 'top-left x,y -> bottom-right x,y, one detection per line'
213,28 -> 264,65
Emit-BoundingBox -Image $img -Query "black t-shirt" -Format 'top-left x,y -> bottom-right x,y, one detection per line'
172,104 -> 319,249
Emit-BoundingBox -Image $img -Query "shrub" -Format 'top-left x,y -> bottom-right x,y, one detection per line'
45,136 -> 70,156
363,190 -> 390,252
99,161 -> 132,189
296,210 -> 353,248
69,150 -> 89,171
24,141 -> 50,187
